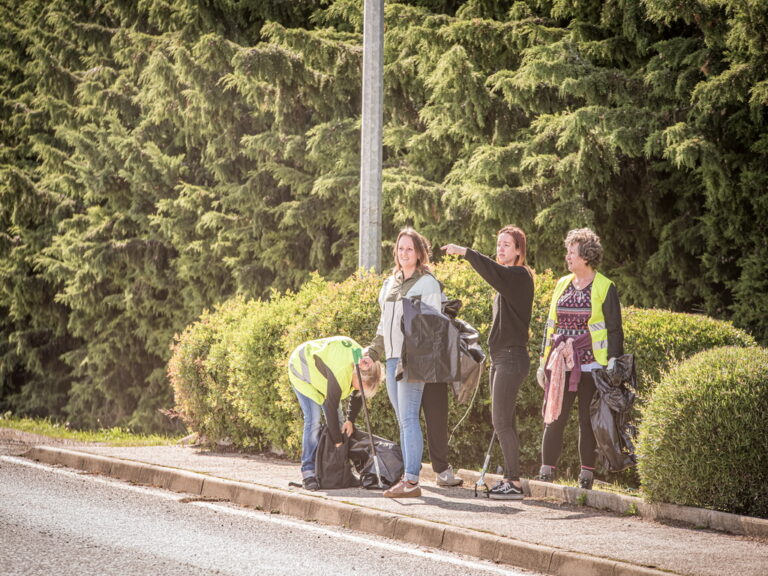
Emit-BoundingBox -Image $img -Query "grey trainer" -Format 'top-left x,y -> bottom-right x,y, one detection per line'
435,465 -> 463,487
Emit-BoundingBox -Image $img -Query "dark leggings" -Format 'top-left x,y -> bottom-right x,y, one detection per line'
421,382 -> 450,474
541,371 -> 597,469
490,346 -> 530,481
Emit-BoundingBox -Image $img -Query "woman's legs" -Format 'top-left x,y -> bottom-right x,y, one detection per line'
291,385 -> 322,479
576,372 -> 598,469
541,371 -> 597,472
386,358 -> 425,483
421,382 -> 449,475
490,347 -> 530,481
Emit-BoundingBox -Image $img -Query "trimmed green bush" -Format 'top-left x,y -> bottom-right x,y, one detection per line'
229,275 -> 344,454
637,346 -> 768,518
167,297 -> 255,444
623,308 -> 756,390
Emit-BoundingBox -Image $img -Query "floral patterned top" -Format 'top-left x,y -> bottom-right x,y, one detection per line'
554,282 -> 596,366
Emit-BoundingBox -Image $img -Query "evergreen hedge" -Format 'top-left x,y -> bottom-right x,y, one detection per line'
168,263 -> 755,483
637,347 -> 768,518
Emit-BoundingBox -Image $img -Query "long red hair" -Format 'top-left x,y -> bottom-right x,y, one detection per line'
498,225 -> 530,271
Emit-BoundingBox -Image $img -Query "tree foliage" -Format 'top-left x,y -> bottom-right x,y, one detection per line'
1,0 -> 765,430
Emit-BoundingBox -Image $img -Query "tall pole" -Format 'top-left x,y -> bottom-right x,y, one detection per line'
359,0 -> 384,273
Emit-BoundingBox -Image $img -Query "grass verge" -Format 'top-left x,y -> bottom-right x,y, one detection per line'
0,413 -> 183,446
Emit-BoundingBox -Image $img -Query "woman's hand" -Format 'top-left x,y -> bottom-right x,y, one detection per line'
441,243 -> 467,257
341,420 -> 354,437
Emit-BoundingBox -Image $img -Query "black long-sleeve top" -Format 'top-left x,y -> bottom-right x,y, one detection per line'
603,284 -> 624,360
464,249 -> 534,352
313,356 -> 362,445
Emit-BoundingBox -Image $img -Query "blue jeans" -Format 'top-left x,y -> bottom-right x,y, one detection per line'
386,358 -> 426,482
292,385 -> 322,478
292,385 -> 343,479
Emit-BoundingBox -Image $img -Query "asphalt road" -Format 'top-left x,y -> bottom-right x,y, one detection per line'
0,455 -> 541,576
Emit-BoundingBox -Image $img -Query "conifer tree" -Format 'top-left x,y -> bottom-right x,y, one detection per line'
0,0 -> 83,418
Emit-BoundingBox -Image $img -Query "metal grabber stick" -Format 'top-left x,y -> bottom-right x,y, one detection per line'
353,347 -> 384,489
475,430 -> 496,497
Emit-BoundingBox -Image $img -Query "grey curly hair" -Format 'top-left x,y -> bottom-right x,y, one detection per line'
565,228 -> 603,270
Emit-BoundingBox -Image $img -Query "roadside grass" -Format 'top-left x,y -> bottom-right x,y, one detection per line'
557,477 -> 643,499
0,413 -> 183,446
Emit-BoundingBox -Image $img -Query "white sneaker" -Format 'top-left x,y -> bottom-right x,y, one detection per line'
436,466 -> 463,487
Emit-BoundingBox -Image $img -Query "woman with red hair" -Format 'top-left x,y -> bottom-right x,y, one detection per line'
442,226 -> 534,499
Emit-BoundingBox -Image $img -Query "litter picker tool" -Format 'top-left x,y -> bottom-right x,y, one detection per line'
474,430 -> 496,497
353,347 -> 385,489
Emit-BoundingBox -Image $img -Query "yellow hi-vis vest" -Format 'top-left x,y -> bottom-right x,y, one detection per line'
543,272 -> 613,366
288,336 -> 359,405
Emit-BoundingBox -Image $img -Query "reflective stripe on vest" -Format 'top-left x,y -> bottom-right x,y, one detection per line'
543,273 -> 613,366
289,347 -> 312,385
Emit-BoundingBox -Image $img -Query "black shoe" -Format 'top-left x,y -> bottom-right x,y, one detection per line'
303,476 -> 320,491
488,480 -> 524,500
578,476 -> 593,490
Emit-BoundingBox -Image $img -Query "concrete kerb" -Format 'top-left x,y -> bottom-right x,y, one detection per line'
459,467 -> 768,540
348,506 -> 399,539
22,446 -> 676,576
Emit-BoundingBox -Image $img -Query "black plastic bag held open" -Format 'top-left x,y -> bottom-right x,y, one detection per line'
589,354 -> 638,472
315,425 -> 360,489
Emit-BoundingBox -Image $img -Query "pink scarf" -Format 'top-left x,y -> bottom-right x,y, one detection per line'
542,332 -> 593,424
543,340 -> 575,424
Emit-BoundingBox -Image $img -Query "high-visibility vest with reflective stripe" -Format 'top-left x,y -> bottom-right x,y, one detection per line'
288,336 -> 359,405
543,272 -> 613,366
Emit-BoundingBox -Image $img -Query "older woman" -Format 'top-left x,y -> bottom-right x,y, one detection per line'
538,228 -> 624,489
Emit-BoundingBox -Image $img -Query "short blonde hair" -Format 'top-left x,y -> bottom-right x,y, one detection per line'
565,228 -> 603,270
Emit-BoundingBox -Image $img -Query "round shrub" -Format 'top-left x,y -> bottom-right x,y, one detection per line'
230,275 -> 350,456
637,346 -> 768,517
167,297 -> 255,445
623,308 -> 756,391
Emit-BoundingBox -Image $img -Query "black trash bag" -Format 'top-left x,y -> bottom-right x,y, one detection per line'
315,425 -> 360,489
590,354 -> 638,473
442,298 -> 463,319
401,297 -> 461,383
348,428 -> 404,489
400,297 -> 485,402
452,316 -> 486,404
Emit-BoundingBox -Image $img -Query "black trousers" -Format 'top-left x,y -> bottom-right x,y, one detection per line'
541,371 -> 598,469
490,346 -> 530,481
421,382 -> 450,474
